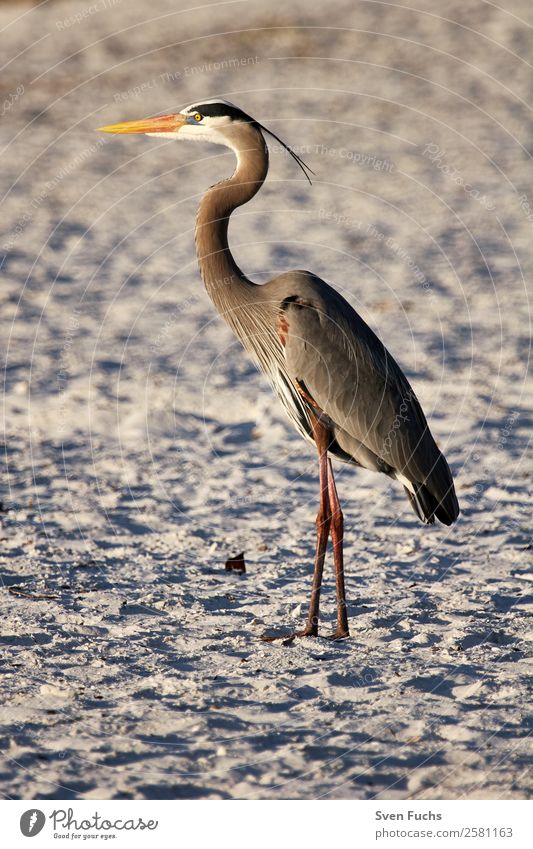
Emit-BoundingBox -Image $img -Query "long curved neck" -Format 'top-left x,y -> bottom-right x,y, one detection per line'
195,124 -> 269,318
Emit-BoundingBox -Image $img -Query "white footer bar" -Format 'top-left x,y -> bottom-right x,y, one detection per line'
3,799 -> 531,848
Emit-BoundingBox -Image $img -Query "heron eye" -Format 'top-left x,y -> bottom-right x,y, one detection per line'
194,113 -> 202,122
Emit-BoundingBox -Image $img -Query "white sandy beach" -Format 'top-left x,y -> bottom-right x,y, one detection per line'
0,0 -> 531,799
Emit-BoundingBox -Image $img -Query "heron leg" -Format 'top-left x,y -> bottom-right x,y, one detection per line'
326,458 -> 350,640
297,424 -> 331,636
261,417 -> 331,642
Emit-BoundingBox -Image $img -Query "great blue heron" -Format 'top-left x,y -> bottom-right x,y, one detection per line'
98,99 -> 459,641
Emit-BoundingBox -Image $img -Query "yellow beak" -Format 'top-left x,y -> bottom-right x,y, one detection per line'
97,113 -> 186,134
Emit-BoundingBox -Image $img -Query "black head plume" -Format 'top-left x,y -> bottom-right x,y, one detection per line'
253,119 -> 315,185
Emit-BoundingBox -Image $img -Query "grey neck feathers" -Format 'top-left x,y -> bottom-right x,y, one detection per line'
195,124 -> 269,318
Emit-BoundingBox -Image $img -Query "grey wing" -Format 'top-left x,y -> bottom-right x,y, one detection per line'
279,286 -> 459,525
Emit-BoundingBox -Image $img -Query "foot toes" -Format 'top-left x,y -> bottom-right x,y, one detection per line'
326,630 -> 350,641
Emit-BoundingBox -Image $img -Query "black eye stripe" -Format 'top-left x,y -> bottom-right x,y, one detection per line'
188,102 -> 253,122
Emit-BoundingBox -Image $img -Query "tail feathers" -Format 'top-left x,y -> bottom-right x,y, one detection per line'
433,481 -> 460,525
404,484 -> 435,524
404,481 -> 459,526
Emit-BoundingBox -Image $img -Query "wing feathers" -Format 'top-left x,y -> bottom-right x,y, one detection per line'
276,274 -> 459,525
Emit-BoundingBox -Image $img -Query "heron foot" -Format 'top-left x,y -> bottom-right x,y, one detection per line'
260,624 -> 318,643
326,627 -> 350,641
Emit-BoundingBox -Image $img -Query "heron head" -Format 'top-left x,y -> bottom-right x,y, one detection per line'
97,98 -> 313,182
